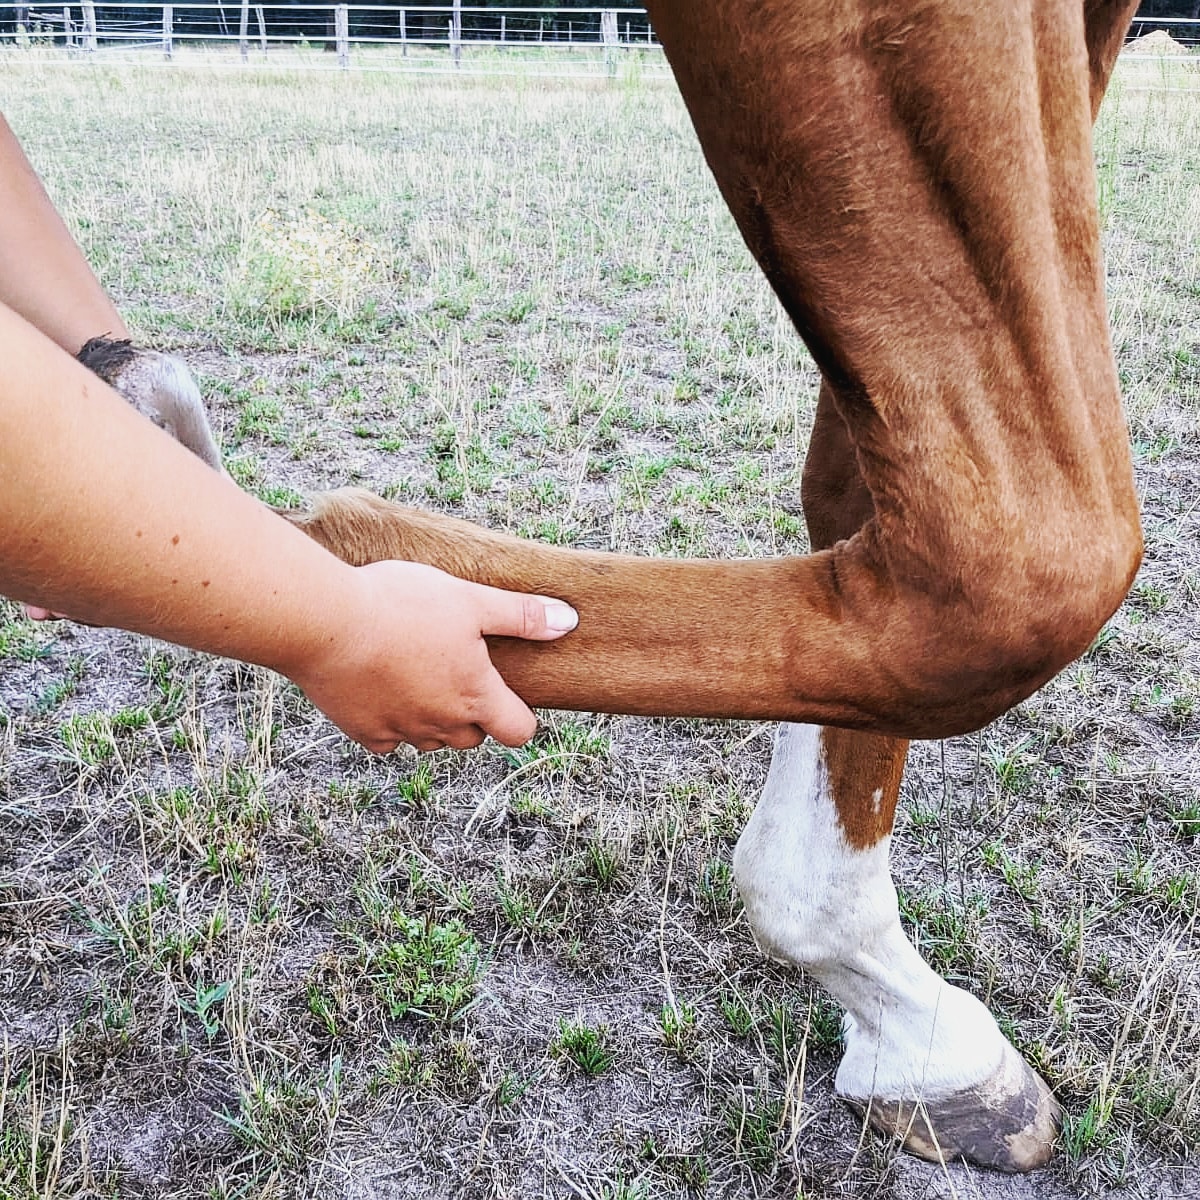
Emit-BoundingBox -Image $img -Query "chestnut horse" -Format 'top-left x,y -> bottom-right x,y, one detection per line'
281,0 -> 1144,1173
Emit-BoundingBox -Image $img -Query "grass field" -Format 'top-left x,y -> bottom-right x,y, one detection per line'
1,49 -> 1198,1200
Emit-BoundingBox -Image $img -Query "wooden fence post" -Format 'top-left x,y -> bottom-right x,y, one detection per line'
162,3 -> 172,58
601,9 -> 617,75
238,0 -> 248,62
499,14 -> 505,44
399,7 -> 406,57
450,0 -> 461,67
80,0 -> 96,52
256,5 -> 266,56
335,4 -> 348,69
62,5 -> 72,50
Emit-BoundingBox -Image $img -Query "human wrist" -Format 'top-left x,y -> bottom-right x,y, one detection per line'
256,552 -> 373,688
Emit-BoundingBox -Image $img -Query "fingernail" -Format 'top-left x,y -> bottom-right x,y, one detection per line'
544,602 -> 578,632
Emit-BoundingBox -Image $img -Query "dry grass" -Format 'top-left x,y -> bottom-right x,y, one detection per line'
0,50 -> 1198,1200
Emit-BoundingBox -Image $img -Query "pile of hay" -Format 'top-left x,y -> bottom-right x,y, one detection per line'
1123,30 -> 1189,56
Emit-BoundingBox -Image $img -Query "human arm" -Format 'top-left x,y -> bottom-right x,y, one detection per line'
0,113 -> 130,353
0,302 -> 577,752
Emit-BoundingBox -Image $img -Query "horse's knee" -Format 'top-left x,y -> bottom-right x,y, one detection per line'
849,506 -> 1143,739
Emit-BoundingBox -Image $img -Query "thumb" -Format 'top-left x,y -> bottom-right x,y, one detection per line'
476,586 -> 579,642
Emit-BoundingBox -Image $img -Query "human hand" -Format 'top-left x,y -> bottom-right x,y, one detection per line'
0,307 -> 571,753
24,604 -> 67,620
284,559 -> 578,753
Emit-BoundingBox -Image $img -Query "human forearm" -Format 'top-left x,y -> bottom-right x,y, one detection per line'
0,114 -> 128,353
0,303 -> 346,671
0,303 -> 577,751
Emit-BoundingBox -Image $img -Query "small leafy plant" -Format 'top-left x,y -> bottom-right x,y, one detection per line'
179,979 -> 233,1040
552,1018 -> 614,1077
365,916 -> 482,1024
230,208 -> 378,325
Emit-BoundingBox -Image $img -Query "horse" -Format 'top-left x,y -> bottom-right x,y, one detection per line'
105,0 -> 1148,1173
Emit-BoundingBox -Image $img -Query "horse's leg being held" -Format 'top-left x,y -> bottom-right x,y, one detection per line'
732,385 -> 1059,1172
689,15 -> 1136,1159
290,2 -> 1141,742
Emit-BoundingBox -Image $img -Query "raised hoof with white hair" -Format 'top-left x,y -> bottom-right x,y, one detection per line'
76,335 -> 223,471
843,1040 -> 1061,1173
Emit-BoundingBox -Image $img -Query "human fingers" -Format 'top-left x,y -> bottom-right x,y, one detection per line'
474,585 -> 578,642
471,667 -> 539,747
23,605 -> 97,625
24,605 -> 71,621
355,723 -> 484,755
432,726 -> 488,752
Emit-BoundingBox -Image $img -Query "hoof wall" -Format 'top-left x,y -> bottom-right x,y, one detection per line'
846,1047 -> 1061,1173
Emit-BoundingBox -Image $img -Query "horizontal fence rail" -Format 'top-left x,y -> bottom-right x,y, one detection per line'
0,6 -> 1196,76
1127,14 -> 1200,46
0,3 -> 669,75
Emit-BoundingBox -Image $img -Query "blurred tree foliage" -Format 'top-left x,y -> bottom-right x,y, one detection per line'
1136,1 -> 1200,16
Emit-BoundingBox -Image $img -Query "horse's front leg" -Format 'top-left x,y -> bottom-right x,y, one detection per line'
731,384 -> 1058,1172
734,722 -> 1058,1171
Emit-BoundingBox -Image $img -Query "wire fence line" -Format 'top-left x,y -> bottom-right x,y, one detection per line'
0,4 -> 670,76
0,5 -> 1196,78
1128,13 -> 1200,46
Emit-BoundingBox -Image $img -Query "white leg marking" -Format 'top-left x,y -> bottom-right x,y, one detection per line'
733,723 -> 1011,1104
119,352 -> 224,472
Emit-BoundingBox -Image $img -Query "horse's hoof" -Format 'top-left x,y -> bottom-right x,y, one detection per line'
844,1042 -> 1061,1172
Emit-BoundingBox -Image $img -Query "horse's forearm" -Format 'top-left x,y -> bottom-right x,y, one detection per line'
283,487 -> 1132,739
287,492 -> 854,723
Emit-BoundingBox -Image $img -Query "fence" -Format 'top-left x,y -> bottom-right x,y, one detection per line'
1127,14 -> 1200,49
0,6 -> 1196,76
0,4 -> 667,75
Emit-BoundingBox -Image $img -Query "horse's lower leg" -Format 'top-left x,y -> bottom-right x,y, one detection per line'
732,385 -> 1058,1170
733,722 -> 1059,1170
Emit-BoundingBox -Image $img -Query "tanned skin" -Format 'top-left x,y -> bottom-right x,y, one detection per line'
0,116 -> 578,754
